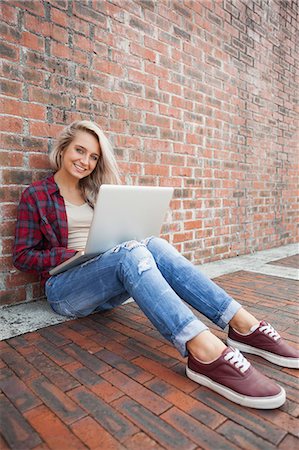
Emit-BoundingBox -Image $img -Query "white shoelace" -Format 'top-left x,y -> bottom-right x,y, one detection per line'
224,348 -> 250,373
259,322 -> 280,341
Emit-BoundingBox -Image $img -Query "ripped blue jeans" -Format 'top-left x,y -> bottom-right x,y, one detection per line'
45,237 -> 241,356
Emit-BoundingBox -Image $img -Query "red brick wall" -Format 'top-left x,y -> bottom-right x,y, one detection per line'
1,0 -> 298,306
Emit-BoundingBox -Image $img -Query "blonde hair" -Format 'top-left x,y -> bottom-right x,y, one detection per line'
50,120 -> 121,206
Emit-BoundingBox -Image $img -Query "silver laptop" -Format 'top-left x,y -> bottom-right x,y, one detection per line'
49,184 -> 174,276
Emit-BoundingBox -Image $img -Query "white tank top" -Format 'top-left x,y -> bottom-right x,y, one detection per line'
65,200 -> 93,250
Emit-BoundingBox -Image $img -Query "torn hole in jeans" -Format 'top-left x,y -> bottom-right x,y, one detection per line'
111,236 -> 154,253
137,256 -> 152,274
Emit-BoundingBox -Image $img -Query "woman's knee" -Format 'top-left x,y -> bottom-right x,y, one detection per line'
120,240 -> 156,275
147,236 -> 177,257
147,236 -> 169,250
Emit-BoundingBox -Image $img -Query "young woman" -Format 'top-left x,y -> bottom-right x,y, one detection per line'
13,121 -> 298,409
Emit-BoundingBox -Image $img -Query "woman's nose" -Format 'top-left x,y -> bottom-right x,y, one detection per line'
80,154 -> 89,165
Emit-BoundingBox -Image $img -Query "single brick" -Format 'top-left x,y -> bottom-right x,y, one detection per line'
0,394 -> 42,449
29,376 -> 86,425
70,416 -> 124,450
63,343 -> 111,374
68,386 -> 137,442
278,434 -> 299,450
0,434 -> 10,450
1,345 -> 40,380
123,431 -> 161,450
24,405 -> 86,450
0,367 -> 42,412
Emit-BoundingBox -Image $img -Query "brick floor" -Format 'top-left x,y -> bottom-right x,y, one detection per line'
266,254 -> 299,269
1,266 -> 298,449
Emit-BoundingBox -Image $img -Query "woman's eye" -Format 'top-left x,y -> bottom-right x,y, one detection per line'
76,148 -> 83,154
91,155 -> 99,161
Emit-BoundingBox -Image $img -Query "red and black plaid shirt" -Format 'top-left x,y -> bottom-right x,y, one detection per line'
13,175 -> 77,283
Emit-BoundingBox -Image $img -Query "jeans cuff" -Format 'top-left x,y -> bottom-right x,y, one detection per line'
173,319 -> 208,357
218,299 -> 242,329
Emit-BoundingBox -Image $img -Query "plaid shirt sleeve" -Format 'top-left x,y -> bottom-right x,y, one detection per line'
13,185 -> 76,275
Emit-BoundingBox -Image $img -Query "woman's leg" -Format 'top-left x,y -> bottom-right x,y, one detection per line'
46,241 -> 209,356
46,240 -> 287,408
186,307 -> 260,362
229,308 -> 259,332
187,330 -> 226,361
147,237 -> 244,330
146,238 -> 299,368
145,237 -> 261,360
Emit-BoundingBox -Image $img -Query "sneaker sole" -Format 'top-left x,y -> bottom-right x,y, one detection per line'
227,338 -> 299,369
185,366 -> 286,409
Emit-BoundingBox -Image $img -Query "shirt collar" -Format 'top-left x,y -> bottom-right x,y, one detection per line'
47,174 -> 60,195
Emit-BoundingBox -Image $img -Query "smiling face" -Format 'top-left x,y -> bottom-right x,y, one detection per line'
58,130 -> 101,182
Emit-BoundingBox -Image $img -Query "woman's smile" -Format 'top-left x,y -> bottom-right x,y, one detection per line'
73,162 -> 88,173
57,130 -> 101,182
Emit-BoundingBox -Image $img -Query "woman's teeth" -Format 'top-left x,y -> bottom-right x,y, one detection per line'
74,164 -> 85,172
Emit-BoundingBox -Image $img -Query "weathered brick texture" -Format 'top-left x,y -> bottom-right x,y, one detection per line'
1,0 -> 298,305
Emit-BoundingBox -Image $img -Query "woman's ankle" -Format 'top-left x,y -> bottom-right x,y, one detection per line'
187,330 -> 226,363
230,308 -> 259,334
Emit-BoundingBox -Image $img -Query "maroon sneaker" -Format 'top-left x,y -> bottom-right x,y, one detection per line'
186,347 -> 285,409
227,321 -> 299,369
